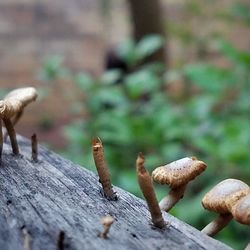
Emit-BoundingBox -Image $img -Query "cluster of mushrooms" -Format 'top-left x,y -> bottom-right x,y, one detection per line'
135,154 -> 250,235
0,87 -> 249,247
92,125 -> 249,246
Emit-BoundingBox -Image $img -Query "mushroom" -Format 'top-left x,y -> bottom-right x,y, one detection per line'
98,216 -> 114,239
0,87 -> 37,155
230,193 -> 250,226
201,178 -> 249,237
152,157 -> 207,211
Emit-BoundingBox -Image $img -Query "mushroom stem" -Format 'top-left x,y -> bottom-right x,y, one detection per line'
0,119 -> 3,162
136,153 -> 165,228
159,184 -> 187,212
3,118 -> 19,155
201,213 -> 233,237
31,133 -> 38,162
92,137 -> 117,201
3,109 -> 23,141
245,243 -> 250,250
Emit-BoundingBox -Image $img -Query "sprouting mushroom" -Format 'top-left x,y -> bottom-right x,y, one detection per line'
0,87 -> 37,155
201,178 -> 249,237
230,193 -> 250,226
98,216 -> 114,239
152,157 -> 207,212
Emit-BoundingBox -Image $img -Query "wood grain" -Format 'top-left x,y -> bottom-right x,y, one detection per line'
0,136 -> 232,250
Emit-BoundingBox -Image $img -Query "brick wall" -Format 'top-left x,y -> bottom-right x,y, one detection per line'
0,0 -> 106,146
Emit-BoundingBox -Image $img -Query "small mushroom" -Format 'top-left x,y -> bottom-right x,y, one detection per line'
152,157 -> 206,211
98,216 -> 114,239
201,178 -> 249,237
231,193 -> 250,226
0,87 -> 38,155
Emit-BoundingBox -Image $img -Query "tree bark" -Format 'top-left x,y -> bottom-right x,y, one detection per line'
0,136 -> 231,250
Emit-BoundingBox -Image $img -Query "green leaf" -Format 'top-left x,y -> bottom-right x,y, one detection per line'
75,73 -> 93,90
100,69 -> 122,85
136,35 -> 164,61
125,70 -> 161,99
117,39 -> 137,67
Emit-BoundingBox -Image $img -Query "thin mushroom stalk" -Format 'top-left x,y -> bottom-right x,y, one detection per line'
3,117 -> 19,155
201,214 -> 233,237
3,109 -> 23,141
159,184 -> 187,211
31,133 -> 38,162
92,137 -> 117,200
136,153 -> 165,228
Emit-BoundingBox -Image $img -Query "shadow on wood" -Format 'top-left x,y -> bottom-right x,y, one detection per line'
0,136 -> 232,250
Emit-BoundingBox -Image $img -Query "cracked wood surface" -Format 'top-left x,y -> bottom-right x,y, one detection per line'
0,136 -> 232,250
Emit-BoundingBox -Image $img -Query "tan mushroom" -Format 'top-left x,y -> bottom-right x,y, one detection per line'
0,87 -> 38,155
152,157 -> 206,211
230,193 -> 250,226
98,216 -> 114,239
201,179 -> 249,237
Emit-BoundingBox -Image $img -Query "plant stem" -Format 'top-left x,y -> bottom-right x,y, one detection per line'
136,153 -> 165,228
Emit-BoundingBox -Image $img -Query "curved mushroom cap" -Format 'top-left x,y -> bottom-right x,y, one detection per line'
231,194 -> 250,225
0,99 -> 22,119
152,157 -> 207,189
101,216 -> 114,227
4,87 -> 38,108
202,179 -> 249,214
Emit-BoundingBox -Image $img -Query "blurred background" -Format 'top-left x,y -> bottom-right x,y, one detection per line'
0,0 -> 249,248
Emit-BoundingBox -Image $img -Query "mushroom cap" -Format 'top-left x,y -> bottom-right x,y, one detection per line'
202,179 -> 249,214
101,216 -> 114,227
0,100 -> 6,116
4,87 -> 38,108
231,194 -> 250,225
152,157 -> 207,189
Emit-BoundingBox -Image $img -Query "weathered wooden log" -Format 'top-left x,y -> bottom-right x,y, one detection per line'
0,136 -> 232,250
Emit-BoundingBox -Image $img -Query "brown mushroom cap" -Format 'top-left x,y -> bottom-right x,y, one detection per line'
5,87 -> 38,108
202,179 -> 249,214
152,157 -> 207,188
231,194 -> 250,225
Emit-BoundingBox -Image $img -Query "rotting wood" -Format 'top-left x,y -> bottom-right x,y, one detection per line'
0,136 -> 232,250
